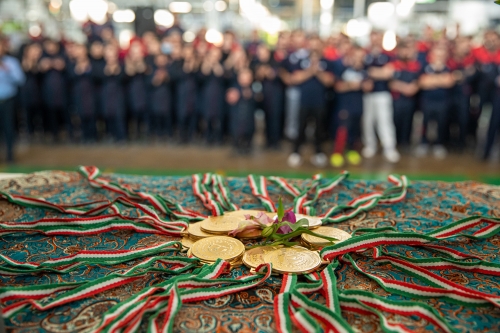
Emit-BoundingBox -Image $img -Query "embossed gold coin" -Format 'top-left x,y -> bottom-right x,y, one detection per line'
200,210 -> 275,235
181,237 -> 195,249
191,236 -> 245,262
263,246 -> 322,274
301,226 -> 351,248
187,222 -> 216,239
199,215 -> 240,234
242,245 -> 282,269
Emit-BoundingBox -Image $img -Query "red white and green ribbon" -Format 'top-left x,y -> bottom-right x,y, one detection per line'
248,174 -> 276,212
320,175 -> 409,223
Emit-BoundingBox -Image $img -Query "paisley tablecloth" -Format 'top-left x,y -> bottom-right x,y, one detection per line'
0,171 -> 499,333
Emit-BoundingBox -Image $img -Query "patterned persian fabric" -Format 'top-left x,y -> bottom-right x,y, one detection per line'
0,171 -> 500,333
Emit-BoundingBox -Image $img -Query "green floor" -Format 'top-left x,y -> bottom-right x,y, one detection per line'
2,165 -> 499,184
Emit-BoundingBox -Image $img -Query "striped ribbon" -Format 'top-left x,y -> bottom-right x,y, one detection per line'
320,175 -> 409,223
270,172 -> 348,216
192,173 -> 225,216
248,174 -> 276,212
79,166 -> 206,222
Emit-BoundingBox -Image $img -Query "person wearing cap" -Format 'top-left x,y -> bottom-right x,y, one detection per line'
0,34 -> 25,163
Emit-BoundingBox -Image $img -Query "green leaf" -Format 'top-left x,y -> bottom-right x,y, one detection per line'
496,0 -> 500,5
277,197 -> 284,222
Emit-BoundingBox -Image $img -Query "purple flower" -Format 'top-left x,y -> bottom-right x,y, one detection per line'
228,212 -> 274,238
277,210 -> 297,234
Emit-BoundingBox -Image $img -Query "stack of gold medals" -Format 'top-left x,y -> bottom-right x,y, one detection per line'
181,210 -> 351,274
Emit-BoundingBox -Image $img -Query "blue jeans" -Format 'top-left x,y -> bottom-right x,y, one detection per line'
0,98 -> 15,162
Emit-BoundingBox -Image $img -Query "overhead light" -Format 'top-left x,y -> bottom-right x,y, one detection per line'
113,9 -> 135,23
169,2 -> 192,13
320,0 -> 334,10
397,0 -> 416,17
205,29 -> 223,46
107,2 -> 117,14
320,12 -> 332,25
183,31 -> 196,42
154,9 -> 174,27
50,0 -> 62,9
203,1 -> 214,12
382,30 -> 397,51
345,19 -> 370,37
69,0 -> 89,22
29,25 -> 42,37
368,2 -> 395,22
215,1 -> 227,12
87,0 -> 109,24
119,30 -> 133,49
261,16 -> 281,34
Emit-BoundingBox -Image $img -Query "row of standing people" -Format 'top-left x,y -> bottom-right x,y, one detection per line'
2,28 -> 500,165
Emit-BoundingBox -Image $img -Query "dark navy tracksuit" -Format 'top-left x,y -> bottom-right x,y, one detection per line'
391,59 -> 421,146
447,55 -> 476,148
334,62 -> 365,151
420,65 -> 451,145
198,70 -> 224,144
169,59 -> 198,143
98,66 -> 126,141
69,63 -> 96,141
20,68 -> 41,135
251,56 -> 284,148
230,86 -> 256,153
126,71 -> 149,137
40,54 -> 69,139
484,64 -> 500,159
147,66 -> 172,137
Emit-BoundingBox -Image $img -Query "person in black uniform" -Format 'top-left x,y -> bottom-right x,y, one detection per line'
251,43 -> 283,149
389,40 -> 421,149
39,39 -> 69,141
483,60 -> 500,160
447,37 -> 476,151
20,42 -> 42,139
69,43 -> 95,142
416,45 -> 455,159
147,52 -> 172,140
169,44 -> 198,144
330,45 -> 369,167
287,39 -> 335,168
89,38 -> 106,140
100,43 -> 126,142
125,41 -> 149,140
227,67 -> 256,154
198,47 -> 225,144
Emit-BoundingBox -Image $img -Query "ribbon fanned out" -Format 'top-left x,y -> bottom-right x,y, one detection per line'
0,167 -> 499,333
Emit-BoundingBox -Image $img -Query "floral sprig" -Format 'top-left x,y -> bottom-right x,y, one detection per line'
229,198 -> 338,247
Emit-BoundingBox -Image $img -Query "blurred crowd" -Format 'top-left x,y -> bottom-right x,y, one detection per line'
0,23 -> 500,167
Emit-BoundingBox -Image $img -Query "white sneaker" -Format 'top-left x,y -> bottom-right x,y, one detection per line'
311,153 -> 327,168
362,146 -> 377,159
287,153 -> 302,168
384,148 -> 400,163
433,145 -> 447,160
414,144 -> 429,158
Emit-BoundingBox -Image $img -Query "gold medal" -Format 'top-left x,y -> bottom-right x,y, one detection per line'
181,237 -> 195,249
242,245 -> 282,269
191,236 -> 245,262
263,246 -> 322,274
301,226 -> 351,248
200,210 -> 274,235
187,222 -> 216,239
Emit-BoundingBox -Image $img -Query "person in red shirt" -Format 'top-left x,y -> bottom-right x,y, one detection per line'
447,36 -> 476,150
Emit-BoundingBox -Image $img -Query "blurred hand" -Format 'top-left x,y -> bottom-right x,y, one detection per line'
226,88 -> 240,105
53,58 -> 65,71
361,80 -> 373,92
39,58 -> 51,72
